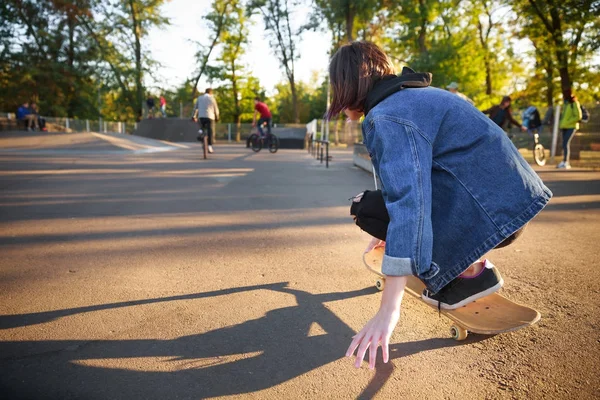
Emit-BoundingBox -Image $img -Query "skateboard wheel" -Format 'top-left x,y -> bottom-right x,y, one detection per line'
450,325 -> 468,341
375,279 -> 385,291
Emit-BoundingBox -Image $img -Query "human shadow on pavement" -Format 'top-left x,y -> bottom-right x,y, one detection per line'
0,283 -> 474,399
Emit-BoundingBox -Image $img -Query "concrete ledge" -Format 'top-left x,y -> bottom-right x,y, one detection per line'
353,143 -> 373,174
133,119 -> 306,149
133,118 -> 200,142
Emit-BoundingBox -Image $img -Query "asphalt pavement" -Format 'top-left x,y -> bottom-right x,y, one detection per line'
0,132 -> 599,399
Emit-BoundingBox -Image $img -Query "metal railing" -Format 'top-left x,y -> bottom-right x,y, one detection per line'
0,112 -> 136,134
306,135 -> 330,168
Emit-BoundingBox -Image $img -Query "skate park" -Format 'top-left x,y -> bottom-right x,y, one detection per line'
1,129 -> 599,399
2,0 -> 600,398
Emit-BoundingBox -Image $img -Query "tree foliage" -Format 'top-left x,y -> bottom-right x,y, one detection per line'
247,0 -> 302,123
2,0 -> 598,125
511,0 -> 600,99
306,0 -> 599,112
0,0 -> 168,122
0,0 -> 99,118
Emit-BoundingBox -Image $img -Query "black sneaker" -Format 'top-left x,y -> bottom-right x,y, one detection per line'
421,260 -> 504,310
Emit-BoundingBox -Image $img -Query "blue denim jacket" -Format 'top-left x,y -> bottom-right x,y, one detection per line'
362,87 -> 552,293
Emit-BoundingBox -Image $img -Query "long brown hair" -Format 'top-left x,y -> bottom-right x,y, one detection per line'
326,41 -> 395,119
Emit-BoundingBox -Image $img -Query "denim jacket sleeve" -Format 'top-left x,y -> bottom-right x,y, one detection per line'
365,117 -> 434,278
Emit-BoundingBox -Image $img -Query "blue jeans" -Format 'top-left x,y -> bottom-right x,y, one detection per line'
257,117 -> 272,136
199,118 -> 215,145
561,128 -> 576,163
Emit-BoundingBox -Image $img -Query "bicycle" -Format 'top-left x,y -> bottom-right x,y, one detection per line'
248,131 -> 279,153
527,128 -> 546,166
196,129 -> 208,159
193,117 -> 208,160
521,107 -> 546,166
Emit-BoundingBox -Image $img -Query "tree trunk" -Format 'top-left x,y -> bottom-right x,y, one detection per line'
129,0 -> 144,122
345,2 -> 354,42
477,21 -> 492,95
544,57 -> 554,107
548,5 -> 571,93
231,60 -> 241,141
417,0 -> 428,54
192,2 -> 230,102
556,51 -> 571,94
67,12 -> 76,118
290,76 -> 299,123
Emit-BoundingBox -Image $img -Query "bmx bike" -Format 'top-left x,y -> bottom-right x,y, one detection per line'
248,129 -> 279,153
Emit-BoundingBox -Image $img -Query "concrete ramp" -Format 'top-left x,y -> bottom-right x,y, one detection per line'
91,132 -> 188,152
133,119 -> 306,149
0,131 -> 184,154
271,127 -> 306,149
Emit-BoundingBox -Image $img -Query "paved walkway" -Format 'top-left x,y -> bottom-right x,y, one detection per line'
0,132 -> 599,399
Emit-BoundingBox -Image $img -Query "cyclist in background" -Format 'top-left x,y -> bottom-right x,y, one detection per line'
483,96 -> 527,135
193,88 -> 220,154
253,97 -> 272,138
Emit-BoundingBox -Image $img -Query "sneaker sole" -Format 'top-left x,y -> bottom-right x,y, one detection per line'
421,278 -> 504,310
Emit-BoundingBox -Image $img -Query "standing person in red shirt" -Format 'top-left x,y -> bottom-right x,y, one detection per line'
253,97 -> 272,138
159,95 -> 167,117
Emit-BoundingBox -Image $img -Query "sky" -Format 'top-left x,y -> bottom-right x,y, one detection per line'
146,0 -> 332,95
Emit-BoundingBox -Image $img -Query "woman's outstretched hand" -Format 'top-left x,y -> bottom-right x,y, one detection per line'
346,275 -> 407,369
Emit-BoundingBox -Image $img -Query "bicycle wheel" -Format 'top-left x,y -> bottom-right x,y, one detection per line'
267,134 -> 279,153
247,134 -> 255,149
250,134 -> 262,152
534,143 -> 546,166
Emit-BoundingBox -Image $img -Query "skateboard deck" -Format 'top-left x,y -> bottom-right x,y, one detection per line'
363,245 -> 541,340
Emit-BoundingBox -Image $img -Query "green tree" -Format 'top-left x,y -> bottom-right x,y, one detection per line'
512,0 -> 600,92
191,0 -> 236,101
0,0 -> 99,118
248,0 -> 302,123
311,0 -> 381,45
381,0 -> 521,107
214,76 -> 263,124
216,1 -> 248,140
79,0 -> 168,121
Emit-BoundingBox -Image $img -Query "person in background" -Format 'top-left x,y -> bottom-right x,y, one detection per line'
483,96 -> 527,134
146,95 -> 155,119
17,102 -> 38,131
446,82 -> 474,105
16,102 -> 31,130
160,95 -> 167,118
521,103 -> 542,134
557,89 -> 582,170
30,103 -> 46,131
192,88 -> 220,153
253,97 -> 272,138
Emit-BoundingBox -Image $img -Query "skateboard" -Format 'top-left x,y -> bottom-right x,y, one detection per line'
363,244 -> 541,340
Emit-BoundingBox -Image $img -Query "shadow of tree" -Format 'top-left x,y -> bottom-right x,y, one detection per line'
0,283 -> 479,399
